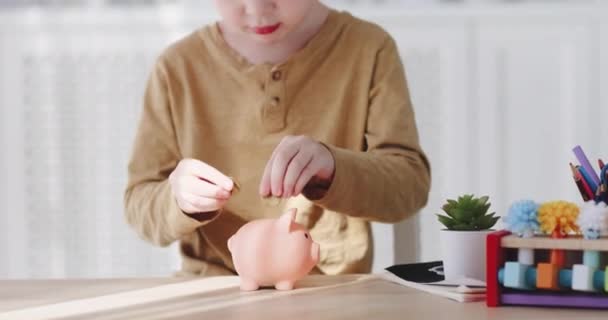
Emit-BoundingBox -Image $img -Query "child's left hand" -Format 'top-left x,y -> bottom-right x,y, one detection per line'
259,135 -> 335,198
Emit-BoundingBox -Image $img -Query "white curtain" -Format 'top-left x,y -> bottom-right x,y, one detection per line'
1,1 -> 606,278
0,6 -> 197,278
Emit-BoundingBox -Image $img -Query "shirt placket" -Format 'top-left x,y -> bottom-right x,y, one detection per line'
261,66 -> 287,133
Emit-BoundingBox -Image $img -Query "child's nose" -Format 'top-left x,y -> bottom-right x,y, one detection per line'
243,0 -> 274,18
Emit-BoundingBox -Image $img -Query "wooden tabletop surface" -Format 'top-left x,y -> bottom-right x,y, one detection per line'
0,274 -> 606,320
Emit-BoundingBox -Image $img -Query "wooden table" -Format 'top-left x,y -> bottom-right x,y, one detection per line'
0,274 -> 605,320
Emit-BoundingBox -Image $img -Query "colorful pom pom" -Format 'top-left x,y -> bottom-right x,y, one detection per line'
504,200 -> 540,238
538,201 -> 580,236
577,201 -> 608,239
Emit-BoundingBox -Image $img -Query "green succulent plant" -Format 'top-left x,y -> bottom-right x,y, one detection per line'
437,194 -> 499,231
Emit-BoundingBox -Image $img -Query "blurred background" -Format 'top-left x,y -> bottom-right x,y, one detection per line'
0,0 -> 606,279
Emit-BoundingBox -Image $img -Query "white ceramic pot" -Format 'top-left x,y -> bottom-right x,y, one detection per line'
439,229 -> 493,282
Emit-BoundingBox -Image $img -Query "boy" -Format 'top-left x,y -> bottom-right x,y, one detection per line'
125,0 -> 431,277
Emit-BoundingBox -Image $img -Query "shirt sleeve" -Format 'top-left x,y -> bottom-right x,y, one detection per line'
306,35 -> 431,223
124,58 -> 218,247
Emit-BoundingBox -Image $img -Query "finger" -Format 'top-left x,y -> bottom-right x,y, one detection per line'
270,142 -> 301,197
178,197 -> 212,215
177,194 -> 202,214
177,201 -> 199,215
260,136 -> 291,197
183,193 -> 227,213
185,159 -> 233,191
260,137 -> 290,197
184,176 -> 231,200
293,159 -> 322,196
282,151 -> 313,198
259,158 -> 272,197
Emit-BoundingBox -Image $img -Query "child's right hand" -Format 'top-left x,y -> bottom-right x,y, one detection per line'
169,158 -> 234,214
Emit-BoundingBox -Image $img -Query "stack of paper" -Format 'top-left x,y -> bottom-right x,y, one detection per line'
381,261 -> 486,303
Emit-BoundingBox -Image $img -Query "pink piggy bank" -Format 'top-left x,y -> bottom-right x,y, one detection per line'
227,208 -> 320,291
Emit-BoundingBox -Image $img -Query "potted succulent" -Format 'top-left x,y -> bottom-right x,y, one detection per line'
436,194 -> 499,282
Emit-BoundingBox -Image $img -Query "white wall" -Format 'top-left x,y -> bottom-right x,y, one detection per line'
367,3 -> 607,269
1,2 -> 607,278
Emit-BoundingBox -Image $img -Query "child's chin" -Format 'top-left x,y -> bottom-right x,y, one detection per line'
253,36 -> 280,45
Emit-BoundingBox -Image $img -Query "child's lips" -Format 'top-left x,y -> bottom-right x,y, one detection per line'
252,23 -> 281,35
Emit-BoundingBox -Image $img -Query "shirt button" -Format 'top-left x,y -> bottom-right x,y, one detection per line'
271,70 -> 282,81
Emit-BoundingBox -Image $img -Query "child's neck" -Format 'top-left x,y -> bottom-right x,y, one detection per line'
219,4 -> 330,66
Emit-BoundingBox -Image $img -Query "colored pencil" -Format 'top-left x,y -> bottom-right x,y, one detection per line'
603,170 -> 608,204
596,184 -> 607,204
578,165 -> 598,193
573,145 -> 601,186
570,163 -> 593,201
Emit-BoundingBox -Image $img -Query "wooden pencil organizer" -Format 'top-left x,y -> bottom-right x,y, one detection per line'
487,230 -> 608,309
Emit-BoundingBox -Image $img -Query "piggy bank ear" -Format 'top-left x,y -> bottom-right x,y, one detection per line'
278,208 -> 297,233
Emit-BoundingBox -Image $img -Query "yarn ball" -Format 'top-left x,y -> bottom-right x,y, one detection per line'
538,201 -> 580,236
503,200 -> 540,238
577,201 -> 608,239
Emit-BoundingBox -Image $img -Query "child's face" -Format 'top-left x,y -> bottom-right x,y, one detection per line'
214,0 -> 317,44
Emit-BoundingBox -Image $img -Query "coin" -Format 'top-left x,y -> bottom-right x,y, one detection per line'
262,196 -> 282,206
230,177 -> 241,194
